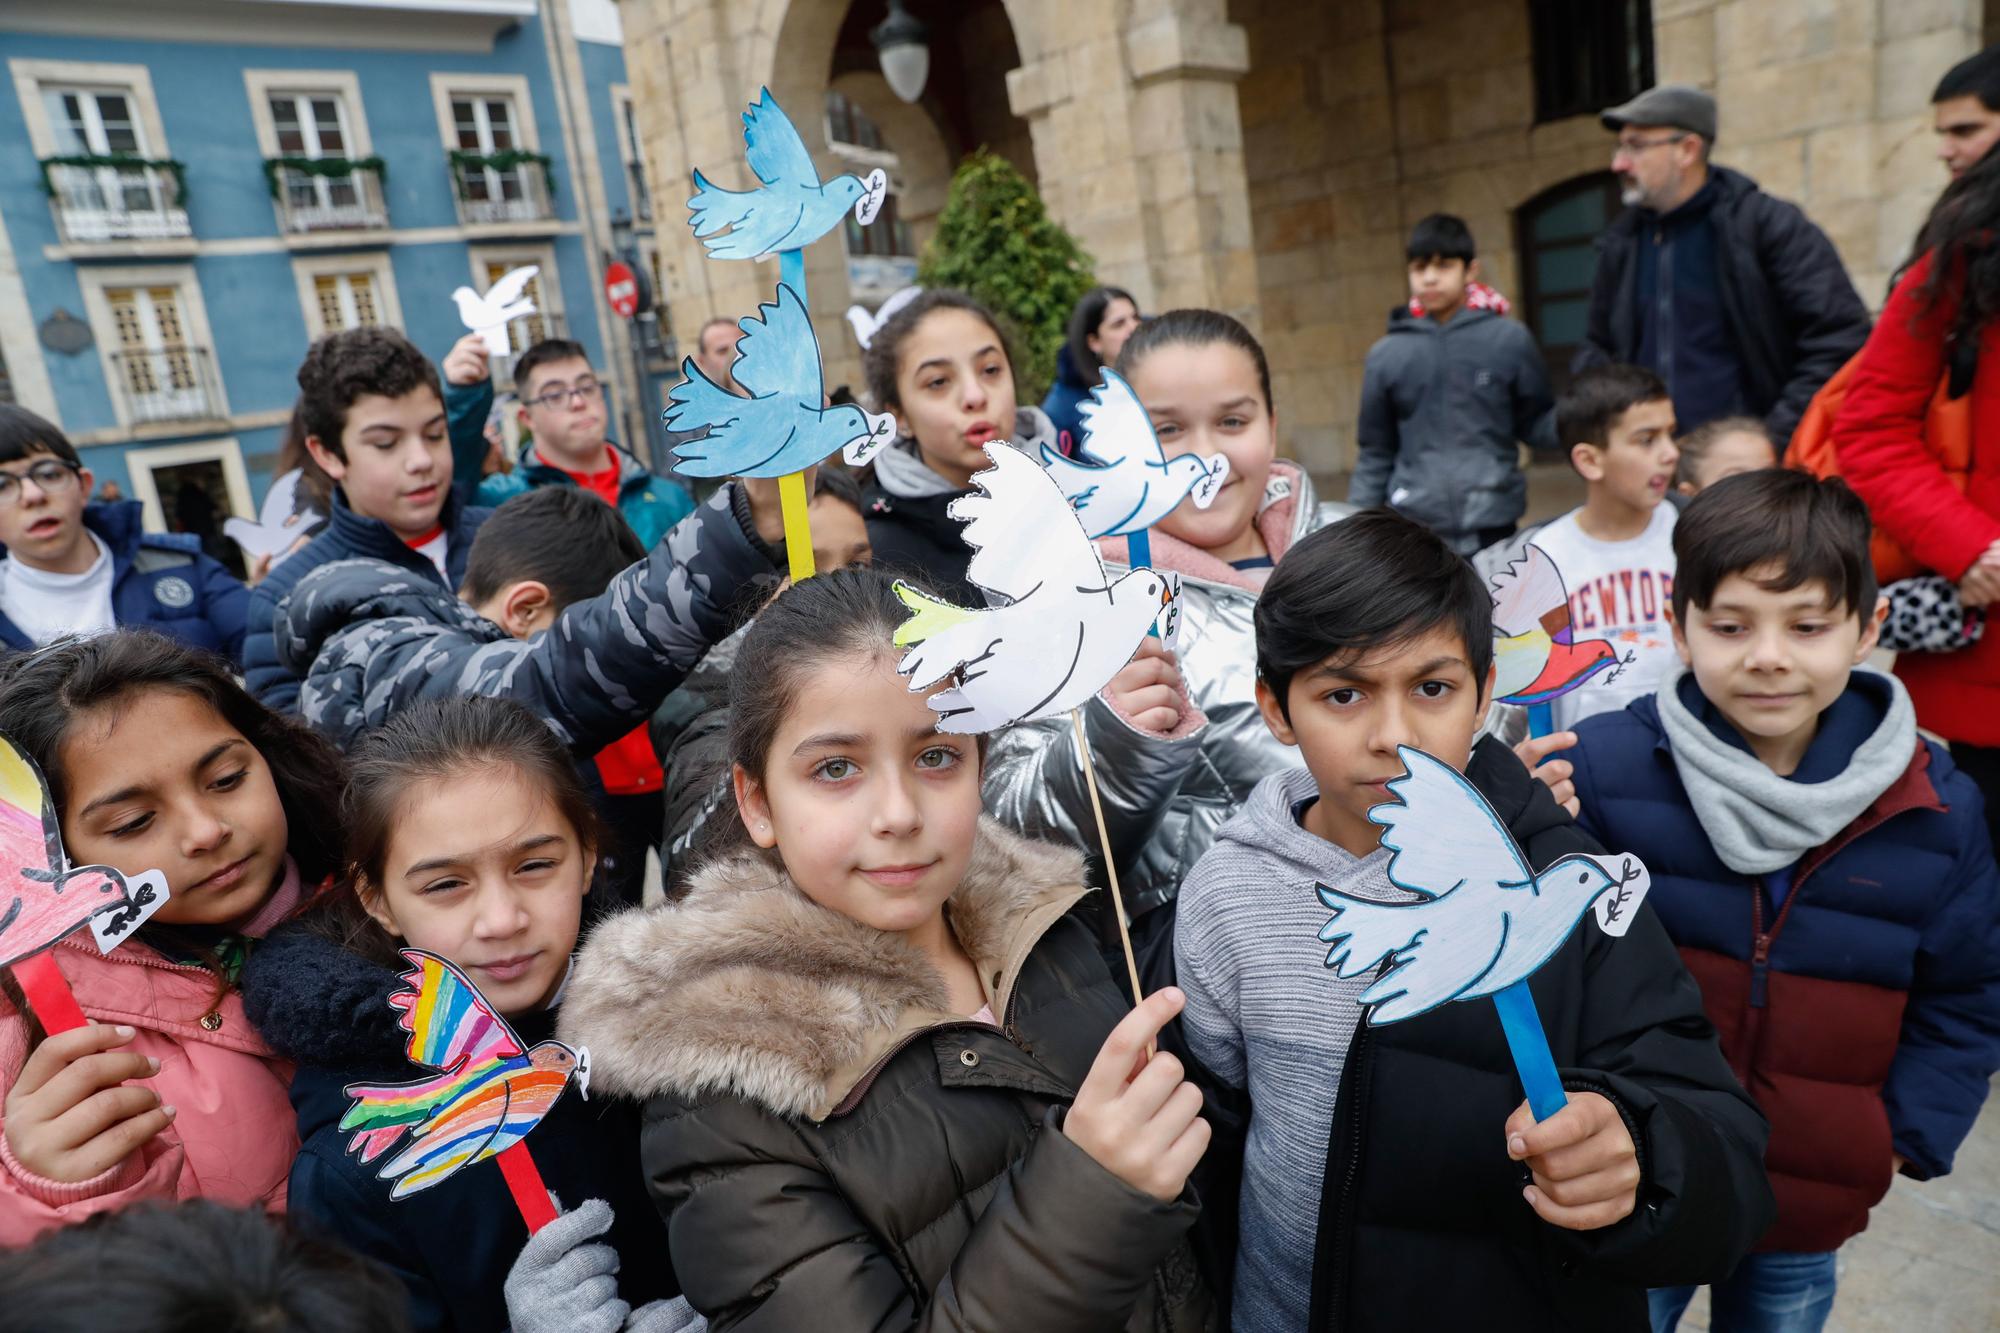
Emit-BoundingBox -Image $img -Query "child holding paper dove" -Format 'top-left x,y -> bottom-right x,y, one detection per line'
561,566 -> 1217,1331
240,698 -> 691,1333
1170,510 -> 1772,1332
1561,471 -> 2000,1332
0,632 -> 346,1244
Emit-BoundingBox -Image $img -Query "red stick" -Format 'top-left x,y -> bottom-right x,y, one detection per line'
12,952 -> 87,1034
496,1141 -> 557,1233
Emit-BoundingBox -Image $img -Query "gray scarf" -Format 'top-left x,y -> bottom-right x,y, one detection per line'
1655,667 -> 1917,874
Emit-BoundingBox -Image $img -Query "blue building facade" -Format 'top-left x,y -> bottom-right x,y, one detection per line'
0,0 -> 663,552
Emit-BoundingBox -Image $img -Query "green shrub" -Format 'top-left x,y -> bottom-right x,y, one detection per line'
917,149 -> 1094,404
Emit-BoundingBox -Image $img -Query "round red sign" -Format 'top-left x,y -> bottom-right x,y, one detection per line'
604,261 -> 639,319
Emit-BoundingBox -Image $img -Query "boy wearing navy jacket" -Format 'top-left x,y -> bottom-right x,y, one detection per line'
1564,469 -> 2000,1332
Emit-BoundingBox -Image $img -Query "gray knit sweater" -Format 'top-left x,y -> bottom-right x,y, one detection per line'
1174,766 -> 1407,1333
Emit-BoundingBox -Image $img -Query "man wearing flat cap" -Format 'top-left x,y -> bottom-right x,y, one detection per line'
1576,84 -> 1870,450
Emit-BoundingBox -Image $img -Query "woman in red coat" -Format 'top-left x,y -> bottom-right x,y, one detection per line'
1835,150 -> 2000,838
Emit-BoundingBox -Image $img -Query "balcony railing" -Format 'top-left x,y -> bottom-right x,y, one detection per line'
110,346 -> 221,425
40,159 -> 192,244
450,150 -> 556,226
266,157 -> 390,233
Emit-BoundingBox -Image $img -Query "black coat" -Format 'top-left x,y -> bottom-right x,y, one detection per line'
1170,738 -> 1775,1333
240,925 -> 675,1332
562,820 -> 1215,1331
1575,165 -> 1871,448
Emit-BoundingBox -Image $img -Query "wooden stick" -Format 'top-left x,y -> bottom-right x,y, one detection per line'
778,470 -> 816,582
496,1141 -> 559,1233
1070,708 -> 1145,1007
13,952 -> 87,1034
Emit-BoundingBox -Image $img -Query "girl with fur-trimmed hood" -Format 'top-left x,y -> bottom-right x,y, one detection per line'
562,566 -> 1218,1331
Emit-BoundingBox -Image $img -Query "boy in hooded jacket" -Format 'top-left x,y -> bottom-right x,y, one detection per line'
1350,214 -> 1559,555
1562,470 -> 2000,1331
1173,509 -> 1773,1332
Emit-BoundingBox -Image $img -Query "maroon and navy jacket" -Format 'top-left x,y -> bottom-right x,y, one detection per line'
1568,672 -> 2000,1253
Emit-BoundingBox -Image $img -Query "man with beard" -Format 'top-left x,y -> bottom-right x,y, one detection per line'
1576,84 -> 1870,451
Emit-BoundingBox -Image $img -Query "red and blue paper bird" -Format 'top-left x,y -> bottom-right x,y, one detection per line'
341,951 -> 588,1201
1488,544 -> 1632,706
0,732 -> 152,969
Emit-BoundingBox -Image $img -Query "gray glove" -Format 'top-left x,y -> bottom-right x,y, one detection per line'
626,1297 -> 706,1332
505,1198 -> 630,1333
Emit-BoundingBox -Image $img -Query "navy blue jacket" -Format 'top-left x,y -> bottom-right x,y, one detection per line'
241,925 -> 675,1332
0,501 -> 248,663
244,487 -> 489,713
1040,345 -> 1093,449
1570,675 -> 2000,1250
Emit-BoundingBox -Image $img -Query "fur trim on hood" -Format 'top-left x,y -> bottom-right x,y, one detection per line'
560,818 -> 1088,1120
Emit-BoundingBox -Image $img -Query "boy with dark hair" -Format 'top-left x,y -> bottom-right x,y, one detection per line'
245,328 -> 490,711
1349,212 -> 1557,555
1564,470 -> 2000,1332
0,406 -> 248,661
1932,43 -> 2000,179
1487,364 -> 1682,733
443,336 -> 692,550
1173,508 -> 1771,1333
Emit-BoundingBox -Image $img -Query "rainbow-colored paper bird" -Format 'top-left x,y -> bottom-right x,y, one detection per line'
1488,544 -> 1633,707
341,951 -> 588,1201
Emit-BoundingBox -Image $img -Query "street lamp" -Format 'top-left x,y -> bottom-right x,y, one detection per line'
871,0 -> 929,104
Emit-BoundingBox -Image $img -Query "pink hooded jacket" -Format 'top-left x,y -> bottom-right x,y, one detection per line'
0,866 -> 303,1244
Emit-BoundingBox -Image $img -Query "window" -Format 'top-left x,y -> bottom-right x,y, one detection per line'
291,251 -> 403,339
270,92 -> 361,213
844,193 -> 914,259
826,92 -> 884,152
614,87 -> 652,221
1529,0 -> 1654,124
468,246 -> 562,382
105,284 -> 214,423
431,73 -> 548,226
484,259 -> 547,353
44,86 -> 175,223
314,272 -> 380,330
1516,172 -> 1623,393
454,94 -> 525,205
244,72 -> 383,233
15,61 -> 184,245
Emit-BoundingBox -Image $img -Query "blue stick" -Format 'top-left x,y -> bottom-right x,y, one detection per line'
1525,702 -> 1554,739
779,249 -> 806,308
1492,980 -> 1568,1121
1126,527 -> 1152,571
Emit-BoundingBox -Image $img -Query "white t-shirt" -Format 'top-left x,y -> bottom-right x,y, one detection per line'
0,534 -> 116,646
408,528 -> 449,579
1526,504 -> 1679,731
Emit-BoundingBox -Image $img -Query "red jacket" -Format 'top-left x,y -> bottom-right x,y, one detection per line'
1834,250 -> 2000,743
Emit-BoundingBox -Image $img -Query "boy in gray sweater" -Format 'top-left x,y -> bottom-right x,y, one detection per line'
1172,510 -> 1771,1333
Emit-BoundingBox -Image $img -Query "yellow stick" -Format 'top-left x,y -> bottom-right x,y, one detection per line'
778,469 -> 815,583
1071,708 -> 1146,1008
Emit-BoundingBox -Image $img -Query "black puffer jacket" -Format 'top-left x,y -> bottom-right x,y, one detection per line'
562,820 -> 1215,1331
1576,165 -> 1870,448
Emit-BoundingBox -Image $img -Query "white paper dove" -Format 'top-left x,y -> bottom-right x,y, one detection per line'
892,442 -> 1178,734
844,285 -> 923,351
1039,370 -> 1229,539
224,468 -> 321,562
452,265 -> 539,358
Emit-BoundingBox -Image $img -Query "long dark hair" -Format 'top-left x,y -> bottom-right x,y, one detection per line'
1116,307 -> 1275,412
1904,145 -> 2000,393
299,696 -> 604,971
0,632 -> 346,1019
861,289 -> 1017,413
1066,285 -> 1136,380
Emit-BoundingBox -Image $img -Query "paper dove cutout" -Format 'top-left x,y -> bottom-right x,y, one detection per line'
1488,544 -> 1634,705
1040,370 -> 1229,538
341,951 -> 588,1201
892,442 -> 1177,733
688,88 -> 888,261
224,469 -> 322,563
664,283 -> 895,475
1316,747 -> 1650,1024
845,284 -> 923,350
452,265 -> 538,359
0,731 -> 166,970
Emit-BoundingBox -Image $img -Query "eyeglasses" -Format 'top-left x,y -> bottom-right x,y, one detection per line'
1615,133 -> 1689,157
0,459 -> 82,507
523,379 -> 604,411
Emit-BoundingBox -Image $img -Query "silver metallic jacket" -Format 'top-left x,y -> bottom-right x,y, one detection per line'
982,467 -> 1350,917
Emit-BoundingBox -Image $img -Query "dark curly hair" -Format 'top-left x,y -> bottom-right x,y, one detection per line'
295,327 -> 444,461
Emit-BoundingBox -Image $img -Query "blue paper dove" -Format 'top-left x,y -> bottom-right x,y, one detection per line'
1040,370 -> 1230,538
688,88 -> 888,261
1317,747 -> 1650,1025
664,283 -> 895,478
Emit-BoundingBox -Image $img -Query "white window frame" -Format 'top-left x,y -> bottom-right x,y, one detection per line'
10,59 -> 169,160
431,72 -> 542,220
244,70 -> 385,235
290,250 -> 404,338
124,438 -> 253,534
75,264 -> 228,430
467,243 -> 561,386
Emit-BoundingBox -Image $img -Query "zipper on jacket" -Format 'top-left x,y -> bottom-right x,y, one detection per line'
1312,1005 -> 1374,1331
1749,890 -> 1770,1009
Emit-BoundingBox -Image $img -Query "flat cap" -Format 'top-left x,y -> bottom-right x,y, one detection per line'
1600,84 -> 1717,141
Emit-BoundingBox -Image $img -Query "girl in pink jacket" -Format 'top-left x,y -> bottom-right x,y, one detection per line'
0,632 -> 344,1243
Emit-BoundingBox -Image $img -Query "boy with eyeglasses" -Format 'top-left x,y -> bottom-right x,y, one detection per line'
0,405 -> 248,661
443,336 -> 693,550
